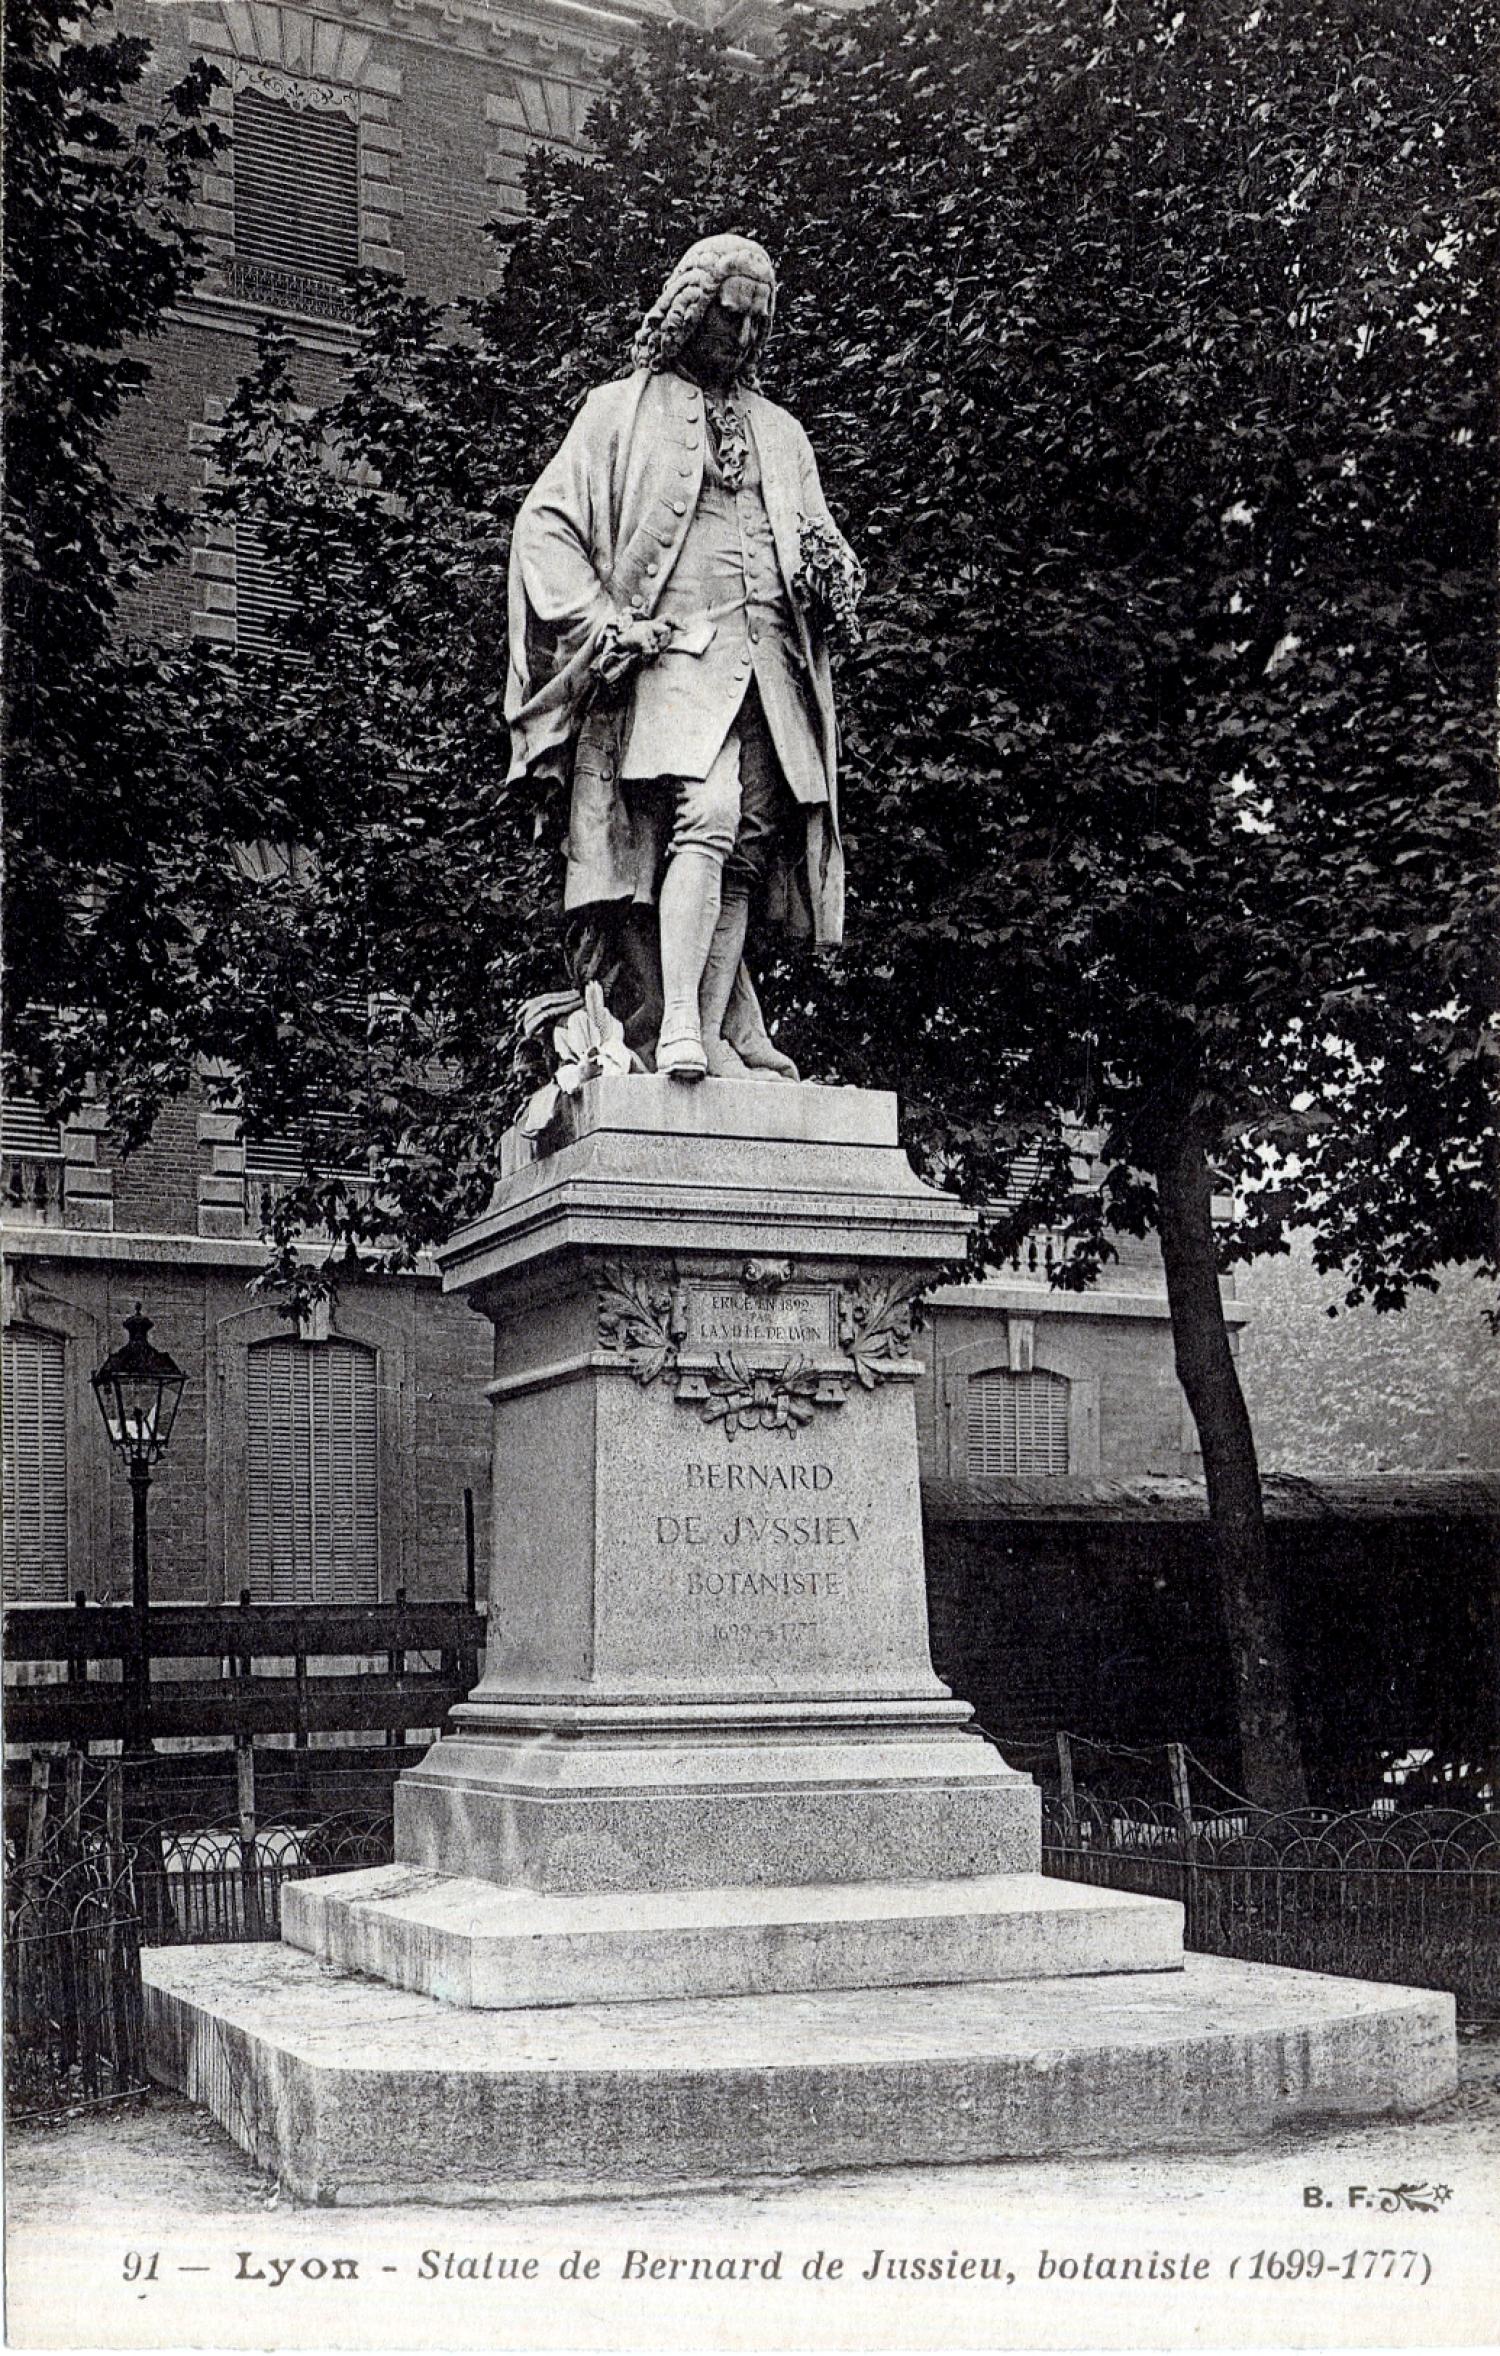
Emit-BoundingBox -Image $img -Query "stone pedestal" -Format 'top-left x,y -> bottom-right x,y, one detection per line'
141,1080 -> 1456,2193
391,1077 -> 1037,1915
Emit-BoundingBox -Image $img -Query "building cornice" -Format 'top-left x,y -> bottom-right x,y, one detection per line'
2,1228 -> 439,1280
928,1280 -> 1250,1328
148,0 -> 795,73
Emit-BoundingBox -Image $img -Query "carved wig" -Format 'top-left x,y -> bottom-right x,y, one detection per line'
630,234 -> 777,378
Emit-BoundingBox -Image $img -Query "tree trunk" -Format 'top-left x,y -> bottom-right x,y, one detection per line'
1153,1120 -> 1308,1809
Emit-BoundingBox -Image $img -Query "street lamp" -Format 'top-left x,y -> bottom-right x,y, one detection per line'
92,1303 -> 187,1757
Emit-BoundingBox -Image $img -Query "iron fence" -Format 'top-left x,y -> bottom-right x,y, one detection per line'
10,1746 -> 1498,2120
1044,1793 -> 1500,2016
5,1851 -> 145,2115
139,1812 -> 393,1945
5,1769 -> 392,2120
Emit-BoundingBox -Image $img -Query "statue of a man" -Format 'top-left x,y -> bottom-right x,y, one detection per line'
505,234 -> 859,1081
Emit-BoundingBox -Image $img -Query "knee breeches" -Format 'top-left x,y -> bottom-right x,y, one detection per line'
660,693 -> 787,902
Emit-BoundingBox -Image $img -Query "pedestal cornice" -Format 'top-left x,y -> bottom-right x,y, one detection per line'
438,1077 -> 976,1295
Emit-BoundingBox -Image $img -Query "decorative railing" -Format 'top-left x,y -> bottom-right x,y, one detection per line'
1044,1791 -> 1500,2016
4,1752 -> 394,2117
998,1227 -> 1077,1281
244,1166 -> 380,1241
219,257 -> 353,323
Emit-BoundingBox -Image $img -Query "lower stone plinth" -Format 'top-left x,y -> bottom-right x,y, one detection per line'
281,1868 -> 1181,2007
394,1720 -> 1039,1893
141,1944 -> 1455,2206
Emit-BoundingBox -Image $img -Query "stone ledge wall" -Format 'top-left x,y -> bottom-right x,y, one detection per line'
924,1475 -> 1500,1805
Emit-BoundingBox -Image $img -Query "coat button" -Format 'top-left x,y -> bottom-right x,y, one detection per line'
684,432 -> 700,449
672,499 -> 687,514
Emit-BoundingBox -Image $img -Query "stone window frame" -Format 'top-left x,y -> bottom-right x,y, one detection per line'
482,48 -> 598,238
938,1328 -> 1101,1478
1,1094 -> 114,1234
189,4 -> 405,325
207,1295 -> 416,1604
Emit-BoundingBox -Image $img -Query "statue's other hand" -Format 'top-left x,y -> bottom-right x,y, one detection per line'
621,617 -> 676,663
591,616 -> 675,687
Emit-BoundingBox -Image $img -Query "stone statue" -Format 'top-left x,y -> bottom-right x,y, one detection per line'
505,234 -> 862,1082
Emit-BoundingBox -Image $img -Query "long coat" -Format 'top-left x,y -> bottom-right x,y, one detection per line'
506,368 -> 846,947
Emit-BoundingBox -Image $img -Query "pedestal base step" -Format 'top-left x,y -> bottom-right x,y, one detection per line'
141,1944 -> 1455,2206
282,1868 -> 1182,2007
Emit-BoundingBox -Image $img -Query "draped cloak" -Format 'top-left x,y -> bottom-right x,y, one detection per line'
505,368 -> 846,948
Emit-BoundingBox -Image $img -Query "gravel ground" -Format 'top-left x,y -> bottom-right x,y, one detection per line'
6,2030 -> 1498,2352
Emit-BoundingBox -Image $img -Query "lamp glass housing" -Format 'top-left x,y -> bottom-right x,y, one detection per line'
91,1305 -> 186,1469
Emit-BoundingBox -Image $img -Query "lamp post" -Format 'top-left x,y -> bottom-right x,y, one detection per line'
92,1303 -> 187,1760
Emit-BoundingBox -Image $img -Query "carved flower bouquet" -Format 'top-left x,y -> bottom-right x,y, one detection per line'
517,980 -> 643,1141
791,517 -> 866,657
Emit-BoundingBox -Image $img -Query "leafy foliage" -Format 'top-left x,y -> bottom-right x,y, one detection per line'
1238,1242 -> 1500,1476
7,0 -> 1496,1790
14,0 -> 1491,1310
3,0 -> 222,1088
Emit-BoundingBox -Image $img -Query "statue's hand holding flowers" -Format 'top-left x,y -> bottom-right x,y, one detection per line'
517,980 -> 644,1140
792,518 -> 866,658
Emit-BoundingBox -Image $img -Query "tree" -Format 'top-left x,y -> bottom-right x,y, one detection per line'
13,0 -> 1496,1801
2,0 -> 222,1104
754,0 -> 1497,1802
1237,1240 -> 1500,1477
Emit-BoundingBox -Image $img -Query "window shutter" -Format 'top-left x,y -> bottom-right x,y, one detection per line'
232,90 -> 360,286
1,1100 -> 62,1157
233,522 -> 297,656
244,1112 -> 366,1178
995,1146 -> 1046,1210
309,1342 -> 380,1602
246,1338 -> 378,1602
2,1328 -> 69,1602
966,1368 -> 1070,1476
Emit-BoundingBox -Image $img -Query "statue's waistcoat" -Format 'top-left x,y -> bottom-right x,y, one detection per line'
618,417 -> 827,800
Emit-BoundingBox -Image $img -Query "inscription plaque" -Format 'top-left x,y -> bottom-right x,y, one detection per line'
684,1285 -> 835,1353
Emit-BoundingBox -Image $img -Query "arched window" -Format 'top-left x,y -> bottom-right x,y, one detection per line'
246,1337 -> 379,1601
966,1367 -> 1070,1475
2,1326 -> 69,1600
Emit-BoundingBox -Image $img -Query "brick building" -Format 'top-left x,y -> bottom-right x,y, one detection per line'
1,0 -> 1233,1613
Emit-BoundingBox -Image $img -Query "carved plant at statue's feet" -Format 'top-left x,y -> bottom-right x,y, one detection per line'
518,981 -> 643,1141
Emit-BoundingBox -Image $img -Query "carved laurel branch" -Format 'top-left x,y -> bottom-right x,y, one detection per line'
597,1262 -> 925,1429
596,1258 -> 685,1387
837,1271 -> 924,1390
